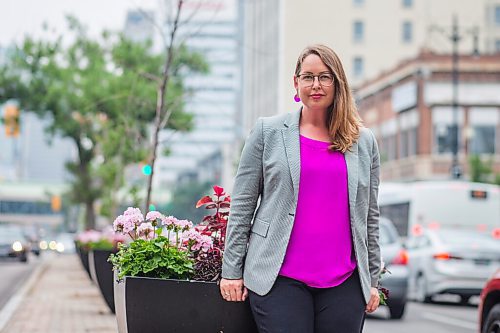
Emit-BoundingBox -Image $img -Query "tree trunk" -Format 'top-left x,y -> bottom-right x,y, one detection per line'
85,200 -> 96,230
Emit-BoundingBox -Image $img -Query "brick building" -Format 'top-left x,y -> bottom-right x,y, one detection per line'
356,50 -> 500,181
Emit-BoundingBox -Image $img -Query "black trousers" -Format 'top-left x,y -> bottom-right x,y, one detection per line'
248,270 -> 366,333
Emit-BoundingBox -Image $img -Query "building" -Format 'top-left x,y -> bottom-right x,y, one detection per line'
124,10 -> 155,44
356,50 -> 500,181
242,0 -> 500,133
153,0 -> 242,191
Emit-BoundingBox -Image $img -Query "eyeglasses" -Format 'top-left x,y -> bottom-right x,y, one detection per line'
297,73 -> 335,87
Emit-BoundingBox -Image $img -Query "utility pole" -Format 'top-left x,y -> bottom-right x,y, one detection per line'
431,15 -> 479,179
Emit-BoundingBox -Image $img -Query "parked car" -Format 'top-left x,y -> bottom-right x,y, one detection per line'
54,233 -> 76,254
0,224 -> 30,262
479,268 -> 500,333
407,228 -> 500,304
378,217 -> 409,319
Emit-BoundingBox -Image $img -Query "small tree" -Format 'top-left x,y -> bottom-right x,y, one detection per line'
0,15 -> 207,229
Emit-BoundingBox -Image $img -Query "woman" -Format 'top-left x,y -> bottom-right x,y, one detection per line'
220,44 -> 381,332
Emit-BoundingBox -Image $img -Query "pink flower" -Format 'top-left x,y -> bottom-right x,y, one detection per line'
137,222 -> 154,240
161,216 -> 179,228
77,230 -> 101,244
113,214 -> 135,234
146,211 -> 164,222
123,207 -> 144,227
177,219 -> 193,231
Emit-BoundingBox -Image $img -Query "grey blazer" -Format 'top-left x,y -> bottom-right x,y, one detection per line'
221,110 -> 381,304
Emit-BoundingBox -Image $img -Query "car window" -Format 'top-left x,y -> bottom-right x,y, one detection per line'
438,231 -> 500,247
379,224 -> 396,245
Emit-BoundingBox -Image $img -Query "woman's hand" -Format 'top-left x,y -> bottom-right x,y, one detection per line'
220,278 -> 248,302
365,287 -> 380,313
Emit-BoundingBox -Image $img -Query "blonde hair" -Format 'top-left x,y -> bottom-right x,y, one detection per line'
295,44 -> 362,153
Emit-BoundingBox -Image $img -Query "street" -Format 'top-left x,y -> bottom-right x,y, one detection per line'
365,300 -> 478,332
0,254 -> 40,311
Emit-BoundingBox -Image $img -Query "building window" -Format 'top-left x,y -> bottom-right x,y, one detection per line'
496,39 -> 500,52
470,126 -> 495,154
496,6 -> 500,25
353,57 -> 364,78
353,0 -> 364,6
402,0 -> 412,8
399,128 -> 418,158
402,21 -> 413,43
353,21 -> 364,42
434,125 -> 461,154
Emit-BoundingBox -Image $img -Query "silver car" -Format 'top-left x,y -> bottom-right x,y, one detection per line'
379,217 -> 409,319
406,228 -> 500,304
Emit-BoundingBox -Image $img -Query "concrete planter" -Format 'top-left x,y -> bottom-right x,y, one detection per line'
114,274 -> 257,333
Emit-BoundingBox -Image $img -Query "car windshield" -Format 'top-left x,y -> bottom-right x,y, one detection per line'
438,231 -> 500,247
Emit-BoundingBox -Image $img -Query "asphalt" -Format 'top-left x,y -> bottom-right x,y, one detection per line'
0,253 -> 117,333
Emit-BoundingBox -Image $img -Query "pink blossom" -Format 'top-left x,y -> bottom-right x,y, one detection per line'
177,219 -> 193,231
146,211 -> 164,222
123,207 -> 144,226
113,214 -> 135,234
161,216 -> 179,228
137,222 -> 154,240
77,230 -> 101,244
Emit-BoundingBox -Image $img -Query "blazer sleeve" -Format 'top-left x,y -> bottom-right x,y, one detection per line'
221,118 -> 264,279
367,130 -> 382,288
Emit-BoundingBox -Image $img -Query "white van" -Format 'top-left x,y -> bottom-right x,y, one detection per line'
378,181 -> 500,238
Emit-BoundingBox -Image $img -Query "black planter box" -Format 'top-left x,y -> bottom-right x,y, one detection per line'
114,274 -> 258,333
75,244 -> 92,280
89,250 -> 116,313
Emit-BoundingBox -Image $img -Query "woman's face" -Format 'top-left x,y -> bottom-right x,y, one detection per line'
294,54 -> 335,112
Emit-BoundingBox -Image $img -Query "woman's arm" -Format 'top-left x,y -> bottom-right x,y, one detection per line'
367,130 -> 381,288
222,118 -> 264,279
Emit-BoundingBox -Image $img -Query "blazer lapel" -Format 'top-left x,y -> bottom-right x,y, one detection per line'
345,141 -> 359,221
282,110 -> 301,203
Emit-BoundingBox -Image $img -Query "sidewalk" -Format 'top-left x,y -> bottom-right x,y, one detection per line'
1,253 -> 117,333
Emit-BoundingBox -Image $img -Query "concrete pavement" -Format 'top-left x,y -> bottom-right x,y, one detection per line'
0,253 -> 117,333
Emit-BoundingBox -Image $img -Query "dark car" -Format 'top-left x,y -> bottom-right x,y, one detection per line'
0,224 -> 29,262
379,217 -> 409,319
479,268 -> 500,333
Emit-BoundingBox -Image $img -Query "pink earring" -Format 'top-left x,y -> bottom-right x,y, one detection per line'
294,93 -> 301,102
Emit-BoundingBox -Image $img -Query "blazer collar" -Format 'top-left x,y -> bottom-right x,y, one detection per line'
283,109 -> 301,128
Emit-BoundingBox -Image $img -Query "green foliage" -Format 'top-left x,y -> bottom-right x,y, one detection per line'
109,236 -> 194,280
0,16 -> 209,227
469,155 -> 494,183
163,182 -> 212,223
87,239 -> 114,251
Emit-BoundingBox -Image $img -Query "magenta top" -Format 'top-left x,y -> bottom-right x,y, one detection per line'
278,135 -> 356,288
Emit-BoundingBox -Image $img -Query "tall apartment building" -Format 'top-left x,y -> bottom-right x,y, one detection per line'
242,0 -> 500,133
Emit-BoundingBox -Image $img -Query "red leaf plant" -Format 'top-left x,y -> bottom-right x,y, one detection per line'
192,185 -> 231,281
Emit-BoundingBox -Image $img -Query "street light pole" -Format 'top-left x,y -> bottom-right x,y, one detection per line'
450,15 -> 461,179
431,15 -> 479,179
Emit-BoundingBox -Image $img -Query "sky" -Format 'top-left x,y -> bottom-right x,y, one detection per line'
0,0 -> 159,47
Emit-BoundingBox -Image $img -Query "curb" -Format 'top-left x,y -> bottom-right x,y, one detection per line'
0,255 -> 52,332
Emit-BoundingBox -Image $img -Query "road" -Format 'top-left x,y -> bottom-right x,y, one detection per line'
0,254 -> 40,311
364,299 -> 478,332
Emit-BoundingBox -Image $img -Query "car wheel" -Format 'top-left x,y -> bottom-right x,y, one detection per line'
388,302 -> 406,320
20,253 -> 28,263
416,275 -> 432,303
483,303 -> 500,333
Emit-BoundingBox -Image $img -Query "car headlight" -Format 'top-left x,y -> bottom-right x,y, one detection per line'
56,242 -> 65,253
48,241 -> 57,250
39,241 -> 48,250
12,241 -> 23,252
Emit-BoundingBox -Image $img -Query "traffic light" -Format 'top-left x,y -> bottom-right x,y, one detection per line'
142,164 -> 152,176
51,195 -> 62,212
3,105 -> 20,137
